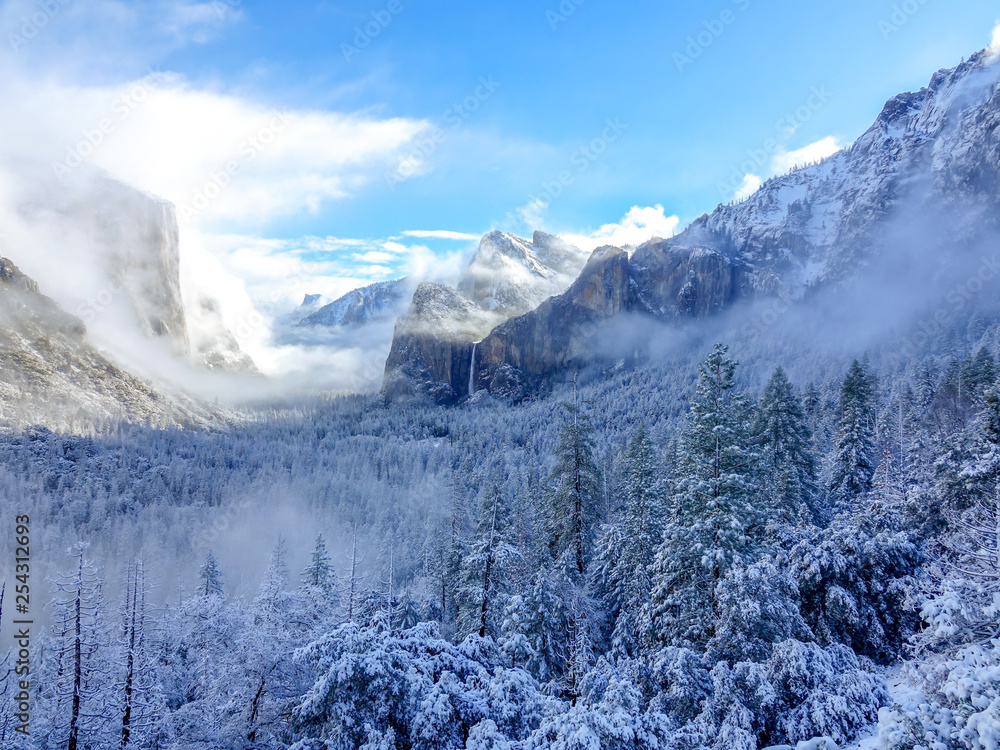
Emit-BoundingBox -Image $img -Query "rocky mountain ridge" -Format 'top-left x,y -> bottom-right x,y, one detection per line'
458,230 -> 588,315
382,230 -> 588,401
297,277 -> 412,329
383,47 -> 1000,403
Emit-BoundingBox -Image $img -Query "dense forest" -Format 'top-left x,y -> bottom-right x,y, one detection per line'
2,314 -> 1000,748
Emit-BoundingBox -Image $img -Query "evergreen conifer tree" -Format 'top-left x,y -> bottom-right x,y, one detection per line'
831,360 -> 877,507
198,551 -> 225,598
756,367 -> 818,527
646,344 -> 763,648
547,401 -> 601,576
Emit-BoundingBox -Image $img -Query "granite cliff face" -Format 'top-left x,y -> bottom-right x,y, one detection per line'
472,246 -> 633,400
0,256 -> 209,427
17,169 -> 255,373
383,48 -> 1000,404
629,244 -> 752,319
91,179 -> 190,352
382,282 -> 501,403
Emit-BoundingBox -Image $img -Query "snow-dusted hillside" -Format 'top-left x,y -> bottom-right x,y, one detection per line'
0,256 -> 216,428
297,277 -> 412,329
675,50 -> 1000,297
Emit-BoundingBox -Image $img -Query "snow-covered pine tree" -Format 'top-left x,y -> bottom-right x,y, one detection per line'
864,441 -> 907,532
961,346 -> 997,405
546,400 -> 602,576
457,482 -> 521,639
931,358 -> 969,431
301,532 -> 334,592
437,474 -> 471,635
919,386 -> 1000,651
498,594 -> 536,669
756,367 -> 817,528
198,550 -> 225,599
518,565 -> 572,684
831,359 -> 877,508
298,533 -> 339,634
707,557 -> 811,663
592,422 -> 665,656
47,543 -> 109,750
646,343 -> 763,649
790,519 -> 919,661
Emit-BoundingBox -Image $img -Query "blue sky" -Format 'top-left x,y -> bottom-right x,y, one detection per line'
2,0 -> 999,351
148,0 -> 999,238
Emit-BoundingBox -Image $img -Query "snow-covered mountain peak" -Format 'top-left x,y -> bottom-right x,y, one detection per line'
396,281 -> 503,342
672,45 -> 1000,299
459,230 -> 588,315
297,278 -> 411,329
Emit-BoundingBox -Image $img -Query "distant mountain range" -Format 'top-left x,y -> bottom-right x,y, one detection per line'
3,44 -> 1000,419
296,278 -> 413,329
382,48 -> 1000,403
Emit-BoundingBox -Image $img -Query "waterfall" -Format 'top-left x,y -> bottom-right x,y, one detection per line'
469,342 -> 477,398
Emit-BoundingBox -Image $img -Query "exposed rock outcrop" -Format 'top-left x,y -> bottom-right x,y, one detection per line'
382,282 -> 502,403
473,246 -> 633,400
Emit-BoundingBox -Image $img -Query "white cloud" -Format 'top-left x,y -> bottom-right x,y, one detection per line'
516,197 -> 548,229
770,136 -> 843,175
558,205 -> 681,252
989,21 -> 1000,57
401,230 -> 480,241
353,251 -> 398,264
14,78 -> 429,228
733,173 -> 763,202
511,202 -> 681,253
380,241 -> 414,255
725,136 -> 843,202
1,0 -> 242,72
165,1 -> 242,31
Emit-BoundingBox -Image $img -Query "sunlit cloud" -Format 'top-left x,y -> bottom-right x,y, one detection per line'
353,251 -> 398,264
558,205 -> 681,252
727,136 -> 843,202
515,197 -> 549,230
0,75 -> 429,228
771,136 -> 843,175
988,20 -> 1000,56
733,174 -> 763,202
400,229 -> 480,241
